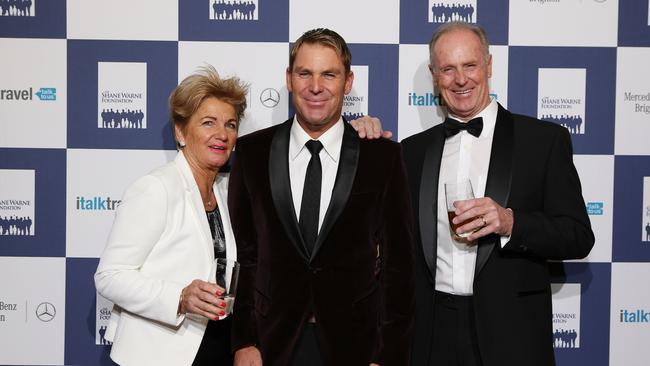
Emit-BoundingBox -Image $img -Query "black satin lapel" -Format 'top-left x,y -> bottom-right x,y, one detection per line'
310,122 -> 359,262
269,119 -> 309,262
476,105 -> 514,275
419,127 -> 446,285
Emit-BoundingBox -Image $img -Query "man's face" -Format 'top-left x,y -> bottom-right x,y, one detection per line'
430,28 -> 492,121
287,43 -> 353,137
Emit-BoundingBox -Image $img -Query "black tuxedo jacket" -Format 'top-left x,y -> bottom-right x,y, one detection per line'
229,118 -> 415,366
402,104 -> 594,366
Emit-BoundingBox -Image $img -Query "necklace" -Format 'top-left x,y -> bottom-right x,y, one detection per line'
203,188 -> 215,208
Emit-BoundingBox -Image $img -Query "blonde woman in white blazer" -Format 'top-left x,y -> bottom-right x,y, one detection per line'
95,66 -> 248,366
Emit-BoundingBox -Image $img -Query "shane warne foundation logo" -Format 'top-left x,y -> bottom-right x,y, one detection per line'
538,68 -> 586,135
428,0 -> 476,23
98,62 -> 147,130
342,65 -> 369,121
642,177 -> 650,242
0,0 -> 35,17
209,0 -> 258,20
0,170 -> 35,236
551,283 -> 581,349
96,293 -> 113,345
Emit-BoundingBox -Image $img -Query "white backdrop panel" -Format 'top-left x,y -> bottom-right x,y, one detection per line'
66,0 -> 179,41
0,257 -> 66,365
66,149 -> 177,258
0,38 -> 67,149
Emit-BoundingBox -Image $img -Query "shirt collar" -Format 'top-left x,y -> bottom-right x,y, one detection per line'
289,116 -> 344,162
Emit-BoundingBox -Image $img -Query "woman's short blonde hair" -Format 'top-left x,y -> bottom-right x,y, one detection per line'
169,65 -> 248,133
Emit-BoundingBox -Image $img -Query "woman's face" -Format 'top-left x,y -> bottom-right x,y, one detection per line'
175,97 -> 238,173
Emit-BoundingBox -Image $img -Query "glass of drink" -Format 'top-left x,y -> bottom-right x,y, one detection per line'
444,180 -> 475,242
214,258 -> 240,315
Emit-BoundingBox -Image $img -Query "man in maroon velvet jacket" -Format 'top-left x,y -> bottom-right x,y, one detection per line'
229,28 -> 415,366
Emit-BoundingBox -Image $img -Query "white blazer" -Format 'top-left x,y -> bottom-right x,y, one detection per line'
95,151 -> 236,366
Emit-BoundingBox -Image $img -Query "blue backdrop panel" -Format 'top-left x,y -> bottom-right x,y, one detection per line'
618,0 -> 650,46
550,262 -> 612,366
0,148 -> 66,257
507,46 -> 616,155
613,155 -> 650,262
350,44 -> 400,138
179,0 -> 289,41
65,258 -> 116,366
0,0 -> 66,38
67,40 -> 178,150
399,0 -> 508,45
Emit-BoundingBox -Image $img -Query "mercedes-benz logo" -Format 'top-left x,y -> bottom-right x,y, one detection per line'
36,302 -> 56,322
260,88 -> 280,108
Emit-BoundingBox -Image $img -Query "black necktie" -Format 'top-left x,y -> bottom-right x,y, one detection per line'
299,140 -> 323,254
443,116 -> 483,138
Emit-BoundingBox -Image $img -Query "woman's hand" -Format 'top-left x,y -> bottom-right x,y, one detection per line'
178,279 -> 227,320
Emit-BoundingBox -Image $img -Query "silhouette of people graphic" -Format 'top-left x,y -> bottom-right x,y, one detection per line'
100,108 -> 145,129
645,222 -> 650,241
342,112 -> 365,121
0,0 -> 33,16
431,3 -> 475,23
0,215 -> 33,236
541,114 -> 583,134
99,326 -> 108,345
211,0 -> 256,20
553,328 -> 578,348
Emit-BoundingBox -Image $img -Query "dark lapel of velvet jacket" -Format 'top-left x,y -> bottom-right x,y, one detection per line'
268,118 -> 360,264
475,103 -> 514,276
269,118 -> 310,262
310,121 -> 359,262
418,125 -> 446,285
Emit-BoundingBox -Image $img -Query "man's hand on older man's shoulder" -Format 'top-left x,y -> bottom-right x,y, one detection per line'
350,116 -> 392,139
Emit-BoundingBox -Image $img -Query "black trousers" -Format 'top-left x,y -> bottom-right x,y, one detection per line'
430,290 -> 483,366
290,323 -> 324,366
192,316 -> 233,366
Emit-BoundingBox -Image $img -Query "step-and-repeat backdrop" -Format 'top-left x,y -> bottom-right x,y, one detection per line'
1,0 -> 649,365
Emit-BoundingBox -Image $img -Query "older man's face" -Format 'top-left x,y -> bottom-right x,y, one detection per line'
430,28 -> 492,121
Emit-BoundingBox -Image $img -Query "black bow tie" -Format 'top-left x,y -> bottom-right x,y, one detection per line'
443,117 -> 483,138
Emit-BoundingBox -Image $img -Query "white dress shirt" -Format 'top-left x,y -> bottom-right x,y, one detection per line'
435,99 -> 500,295
289,116 -> 343,232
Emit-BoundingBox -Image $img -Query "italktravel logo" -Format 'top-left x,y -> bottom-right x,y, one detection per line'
619,309 -> 649,323
586,202 -> 604,215
0,87 -> 56,101
76,196 -> 121,211
407,92 -> 498,107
